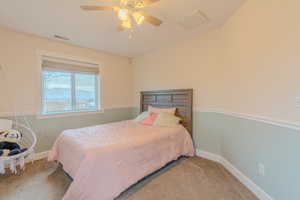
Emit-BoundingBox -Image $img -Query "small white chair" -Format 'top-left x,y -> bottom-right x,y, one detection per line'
0,119 -> 37,174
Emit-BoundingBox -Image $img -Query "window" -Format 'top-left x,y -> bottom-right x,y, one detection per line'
41,58 -> 100,115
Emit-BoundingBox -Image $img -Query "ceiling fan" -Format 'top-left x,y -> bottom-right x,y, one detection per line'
81,0 -> 162,31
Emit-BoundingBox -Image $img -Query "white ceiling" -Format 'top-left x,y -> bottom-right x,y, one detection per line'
0,0 -> 245,57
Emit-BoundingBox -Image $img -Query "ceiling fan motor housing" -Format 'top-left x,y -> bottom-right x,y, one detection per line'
122,0 -> 145,10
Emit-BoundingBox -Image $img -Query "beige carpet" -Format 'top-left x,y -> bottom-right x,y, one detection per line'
0,157 -> 258,200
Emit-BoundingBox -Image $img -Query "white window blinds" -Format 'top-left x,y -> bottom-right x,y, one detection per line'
41,56 -> 99,74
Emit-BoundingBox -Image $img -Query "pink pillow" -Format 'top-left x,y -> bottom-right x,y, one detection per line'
139,112 -> 158,126
148,106 -> 176,115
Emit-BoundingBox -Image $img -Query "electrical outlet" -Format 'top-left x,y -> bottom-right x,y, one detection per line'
258,163 -> 265,177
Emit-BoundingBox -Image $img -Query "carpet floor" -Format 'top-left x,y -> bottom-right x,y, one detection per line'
0,157 -> 258,200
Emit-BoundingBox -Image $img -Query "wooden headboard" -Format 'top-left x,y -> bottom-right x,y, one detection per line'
140,89 -> 193,135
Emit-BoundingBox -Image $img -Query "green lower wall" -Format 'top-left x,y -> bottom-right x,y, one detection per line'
1,107 -> 134,153
193,111 -> 300,200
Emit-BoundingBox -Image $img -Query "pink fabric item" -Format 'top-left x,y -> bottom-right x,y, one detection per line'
148,106 -> 176,115
139,112 -> 158,126
48,120 -> 194,200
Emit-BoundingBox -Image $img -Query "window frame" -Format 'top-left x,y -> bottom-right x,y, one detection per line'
37,52 -> 102,118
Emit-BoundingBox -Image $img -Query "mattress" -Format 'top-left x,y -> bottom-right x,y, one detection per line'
48,120 -> 194,200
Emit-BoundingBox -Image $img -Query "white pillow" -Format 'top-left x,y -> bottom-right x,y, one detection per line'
133,111 -> 150,123
154,112 -> 181,127
148,106 -> 176,115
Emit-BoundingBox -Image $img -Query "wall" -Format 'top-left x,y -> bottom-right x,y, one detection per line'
133,0 -> 300,125
219,0 -> 300,124
132,0 -> 300,199
194,112 -> 300,200
133,28 -> 226,113
0,26 -> 134,152
0,26 -> 133,114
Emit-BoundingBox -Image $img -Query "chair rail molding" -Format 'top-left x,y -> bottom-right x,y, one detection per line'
195,108 -> 300,131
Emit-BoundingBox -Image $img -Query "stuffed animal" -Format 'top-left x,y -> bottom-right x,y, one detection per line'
0,129 -> 22,143
0,129 -> 27,157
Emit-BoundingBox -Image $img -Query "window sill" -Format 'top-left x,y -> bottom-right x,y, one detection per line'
36,109 -> 104,119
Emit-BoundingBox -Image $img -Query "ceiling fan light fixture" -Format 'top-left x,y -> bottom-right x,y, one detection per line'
81,0 -> 162,31
132,12 -> 145,25
118,9 -> 129,21
122,19 -> 132,29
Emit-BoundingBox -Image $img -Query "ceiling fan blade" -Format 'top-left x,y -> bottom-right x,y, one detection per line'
142,0 -> 160,6
80,5 -> 117,11
138,11 -> 162,26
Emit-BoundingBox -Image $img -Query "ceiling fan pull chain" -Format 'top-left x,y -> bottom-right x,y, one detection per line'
129,29 -> 134,39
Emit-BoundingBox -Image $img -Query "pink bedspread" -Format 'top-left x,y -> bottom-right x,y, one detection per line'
48,120 -> 194,200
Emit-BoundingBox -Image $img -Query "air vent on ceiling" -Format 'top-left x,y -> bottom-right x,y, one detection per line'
54,35 -> 70,41
178,10 -> 210,30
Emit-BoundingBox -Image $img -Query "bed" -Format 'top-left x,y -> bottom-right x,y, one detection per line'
48,89 -> 194,200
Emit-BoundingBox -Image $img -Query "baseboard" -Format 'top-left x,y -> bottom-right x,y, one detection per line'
219,158 -> 273,200
26,151 -> 49,163
196,149 -> 273,200
195,149 -> 223,163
